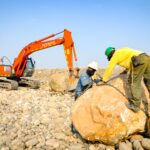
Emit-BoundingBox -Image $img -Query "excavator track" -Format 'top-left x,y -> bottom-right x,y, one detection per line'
0,78 -> 18,90
18,77 -> 40,89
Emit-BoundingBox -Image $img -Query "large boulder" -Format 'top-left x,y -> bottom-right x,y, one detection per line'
49,70 -> 78,92
71,75 -> 150,145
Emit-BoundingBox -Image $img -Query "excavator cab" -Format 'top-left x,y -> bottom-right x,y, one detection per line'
22,57 -> 35,77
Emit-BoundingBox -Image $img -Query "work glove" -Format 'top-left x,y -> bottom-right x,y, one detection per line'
92,74 -> 102,83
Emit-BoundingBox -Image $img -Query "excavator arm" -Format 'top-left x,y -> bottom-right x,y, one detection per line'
13,29 -> 78,78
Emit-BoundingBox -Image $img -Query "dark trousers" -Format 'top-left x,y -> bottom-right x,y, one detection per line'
128,54 -> 150,110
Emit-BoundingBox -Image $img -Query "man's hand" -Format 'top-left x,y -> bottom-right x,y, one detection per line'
92,74 -> 102,81
96,81 -> 106,86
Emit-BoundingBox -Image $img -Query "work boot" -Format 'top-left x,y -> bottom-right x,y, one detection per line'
126,103 -> 140,112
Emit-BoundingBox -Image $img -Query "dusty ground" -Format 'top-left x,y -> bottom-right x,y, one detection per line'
0,69 -> 113,150
0,69 -> 149,150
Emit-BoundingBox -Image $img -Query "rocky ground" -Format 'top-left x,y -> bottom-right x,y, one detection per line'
0,69 -> 150,150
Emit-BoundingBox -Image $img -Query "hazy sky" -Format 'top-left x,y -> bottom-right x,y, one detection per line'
1,0 -> 150,69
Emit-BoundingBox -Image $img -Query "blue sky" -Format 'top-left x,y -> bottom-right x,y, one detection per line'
1,0 -> 150,69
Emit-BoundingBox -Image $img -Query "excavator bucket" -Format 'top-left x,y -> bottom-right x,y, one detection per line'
66,67 -> 80,91
49,68 -> 80,93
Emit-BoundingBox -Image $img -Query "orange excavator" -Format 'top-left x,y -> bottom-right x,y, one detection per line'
0,29 -> 78,90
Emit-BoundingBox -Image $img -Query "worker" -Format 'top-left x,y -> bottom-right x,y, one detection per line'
74,61 -> 101,100
102,47 -> 150,114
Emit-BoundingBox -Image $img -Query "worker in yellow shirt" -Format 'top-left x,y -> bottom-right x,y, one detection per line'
102,47 -> 150,114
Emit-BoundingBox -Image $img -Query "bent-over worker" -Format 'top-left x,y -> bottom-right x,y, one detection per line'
102,47 -> 150,114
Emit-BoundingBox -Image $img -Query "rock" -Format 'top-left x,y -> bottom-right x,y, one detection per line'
0,136 -> 11,147
67,143 -> 84,150
97,144 -> 106,150
25,138 -> 39,148
1,147 -> 10,150
119,142 -> 132,150
141,138 -> 150,150
89,145 -> 96,150
46,139 -> 59,149
125,140 -> 132,148
130,134 -> 144,142
88,144 -> 107,150
133,140 -> 144,150
40,113 -> 51,124
71,75 -> 148,145
105,145 -> 115,150
49,71 -> 78,92
11,139 -> 25,150
55,133 -> 66,140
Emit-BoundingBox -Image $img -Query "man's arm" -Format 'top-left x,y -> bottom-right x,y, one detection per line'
102,56 -> 118,82
92,74 -> 102,84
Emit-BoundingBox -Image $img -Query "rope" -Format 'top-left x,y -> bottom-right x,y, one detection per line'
97,83 -> 128,99
76,82 -> 128,100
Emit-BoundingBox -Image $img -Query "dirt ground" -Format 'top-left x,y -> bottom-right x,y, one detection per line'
0,69 -> 149,150
0,69 -> 114,150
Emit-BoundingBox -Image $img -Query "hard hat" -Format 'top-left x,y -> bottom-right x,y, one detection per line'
105,47 -> 115,57
88,61 -> 98,71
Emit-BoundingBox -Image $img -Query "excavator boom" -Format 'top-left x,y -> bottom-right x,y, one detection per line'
0,29 -> 78,90
13,29 -> 77,77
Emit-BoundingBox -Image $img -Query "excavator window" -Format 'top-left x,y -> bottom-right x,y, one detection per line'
26,58 -> 35,69
22,57 -> 35,77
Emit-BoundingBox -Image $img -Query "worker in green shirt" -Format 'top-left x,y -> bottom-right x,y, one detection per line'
102,47 -> 150,114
